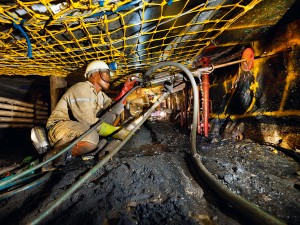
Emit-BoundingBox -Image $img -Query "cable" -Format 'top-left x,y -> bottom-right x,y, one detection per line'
0,172 -> 52,201
12,21 -> 33,59
145,61 -> 285,225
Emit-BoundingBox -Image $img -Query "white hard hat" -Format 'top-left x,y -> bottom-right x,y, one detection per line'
84,60 -> 110,79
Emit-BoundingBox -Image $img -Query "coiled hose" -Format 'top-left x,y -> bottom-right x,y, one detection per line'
145,61 -> 285,225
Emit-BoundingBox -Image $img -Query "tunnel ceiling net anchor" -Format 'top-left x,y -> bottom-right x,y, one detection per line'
0,0 -> 285,85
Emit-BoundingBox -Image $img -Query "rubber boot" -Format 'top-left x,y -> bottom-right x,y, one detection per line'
41,148 -> 72,172
41,150 -> 56,172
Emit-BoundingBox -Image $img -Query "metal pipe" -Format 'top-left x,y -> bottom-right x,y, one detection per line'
149,74 -> 183,86
212,59 -> 246,70
139,58 -> 247,79
196,59 -> 247,73
197,87 -> 201,134
28,91 -> 170,225
201,58 -> 210,137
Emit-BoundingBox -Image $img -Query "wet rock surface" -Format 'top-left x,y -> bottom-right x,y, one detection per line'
0,121 -> 299,225
200,139 -> 300,224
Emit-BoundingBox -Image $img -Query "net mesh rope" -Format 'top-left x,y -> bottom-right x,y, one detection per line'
0,0 -> 261,85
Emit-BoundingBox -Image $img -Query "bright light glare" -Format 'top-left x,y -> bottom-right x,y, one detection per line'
159,111 -> 167,117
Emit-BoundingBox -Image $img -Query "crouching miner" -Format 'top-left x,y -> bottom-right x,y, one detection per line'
43,60 -> 113,171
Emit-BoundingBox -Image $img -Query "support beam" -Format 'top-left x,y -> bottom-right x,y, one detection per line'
50,76 -> 67,112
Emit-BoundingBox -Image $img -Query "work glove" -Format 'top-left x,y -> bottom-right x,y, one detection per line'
98,122 -> 121,137
97,122 -> 130,140
123,77 -> 137,91
102,98 -> 112,110
115,77 -> 138,101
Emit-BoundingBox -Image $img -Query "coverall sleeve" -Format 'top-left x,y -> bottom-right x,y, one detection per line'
66,84 -> 99,126
102,92 -> 112,110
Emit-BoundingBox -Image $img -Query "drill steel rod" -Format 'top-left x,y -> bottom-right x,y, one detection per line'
196,59 -> 247,73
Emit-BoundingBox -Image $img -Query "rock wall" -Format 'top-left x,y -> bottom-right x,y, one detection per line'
210,19 -> 300,151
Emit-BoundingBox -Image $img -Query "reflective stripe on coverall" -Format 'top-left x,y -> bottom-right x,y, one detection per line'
46,81 -> 112,146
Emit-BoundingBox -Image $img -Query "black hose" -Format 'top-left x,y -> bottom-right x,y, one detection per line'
145,61 -> 285,225
0,172 -> 52,201
0,172 -> 41,191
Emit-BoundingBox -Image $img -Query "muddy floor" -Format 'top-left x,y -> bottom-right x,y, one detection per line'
0,121 -> 299,225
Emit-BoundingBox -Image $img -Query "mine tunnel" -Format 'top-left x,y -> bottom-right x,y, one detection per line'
0,0 -> 299,225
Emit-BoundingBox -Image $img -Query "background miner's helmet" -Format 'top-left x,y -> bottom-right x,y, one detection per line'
84,60 -> 110,79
